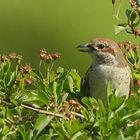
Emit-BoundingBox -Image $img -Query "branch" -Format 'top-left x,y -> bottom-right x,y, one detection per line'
126,30 -> 140,36
21,103 -> 85,120
21,103 -> 69,120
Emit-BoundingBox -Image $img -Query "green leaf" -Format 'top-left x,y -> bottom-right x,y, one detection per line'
107,81 -> 113,104
3,61 -> 11,74
67,75 -> 74,92
114,25 -> 128,34
70,69 -> 81,91
18,125 -> 26,140
37,91 -> 49,105
71,131 -> 83,140
53,81 -> 58,103
56,80 -> 65,97
130,12 -> 137,21
109,131 -> 124,140
7,72 -> 16,87
125,125 -> 140,137
99,120 -> 108,135
35,80 -> 46,91
126,9 -> 137,21
18,125 -> 33,140
121,109 -> 140,122
128,49 -> 135,60
52,122 -> 68,139
53,120 -> 86,139
58,92 -> 69,109
67,120 -> 86,136
31,70 -> 43,81
82,97 -> 98,110
49,70 -> 55,82
33,115 -> 53,140
109,95 -> 125,111
125,9 -> 131,18
21,91 -> 38,102
57,67 -> 64,74
98,99 -> 106,116
133,73 -> 140,80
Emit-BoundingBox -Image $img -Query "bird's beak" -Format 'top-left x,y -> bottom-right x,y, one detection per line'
77,43 -> 92,52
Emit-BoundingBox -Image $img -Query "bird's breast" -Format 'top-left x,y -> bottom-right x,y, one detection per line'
88,64 -> 131,100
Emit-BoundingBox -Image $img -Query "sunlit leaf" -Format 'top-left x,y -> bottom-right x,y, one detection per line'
33,115 -> 53,140
114,25 -> 127,34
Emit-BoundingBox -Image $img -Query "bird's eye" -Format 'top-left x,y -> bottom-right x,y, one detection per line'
97,44 -> 106,49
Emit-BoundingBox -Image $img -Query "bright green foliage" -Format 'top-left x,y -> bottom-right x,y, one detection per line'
113,0 -> 140,37
0,47 -> 140,140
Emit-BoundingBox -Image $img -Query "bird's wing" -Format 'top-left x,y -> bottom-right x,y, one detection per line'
80,66 -> 91,98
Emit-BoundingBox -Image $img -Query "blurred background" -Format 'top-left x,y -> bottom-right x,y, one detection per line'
0,0 -> 139,75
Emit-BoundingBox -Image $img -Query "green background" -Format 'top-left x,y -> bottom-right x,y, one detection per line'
0,0 -> 139,74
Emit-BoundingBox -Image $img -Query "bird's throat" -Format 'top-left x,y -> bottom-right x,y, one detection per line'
92,54 -> 116,66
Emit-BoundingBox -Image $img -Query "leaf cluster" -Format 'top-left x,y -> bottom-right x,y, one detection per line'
113,0 -> 140,37
0,47 -> 140,140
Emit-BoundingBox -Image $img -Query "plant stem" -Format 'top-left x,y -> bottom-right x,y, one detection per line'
21,103 -> 69,120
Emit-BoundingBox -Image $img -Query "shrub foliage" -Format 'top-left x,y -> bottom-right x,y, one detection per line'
0,44 -> 140,140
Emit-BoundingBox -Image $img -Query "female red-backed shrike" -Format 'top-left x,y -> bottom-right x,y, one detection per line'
78,38 -> 132,104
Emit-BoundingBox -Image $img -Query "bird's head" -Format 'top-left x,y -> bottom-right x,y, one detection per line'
77,38 -> 127,67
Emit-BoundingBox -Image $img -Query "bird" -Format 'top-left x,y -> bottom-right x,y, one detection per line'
77,38 -> 132,105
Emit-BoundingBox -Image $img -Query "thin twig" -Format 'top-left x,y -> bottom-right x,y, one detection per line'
126,30 -> 140,36
71,112 -> 84,119
21,103 -> 69,120
21,103 -> 85,120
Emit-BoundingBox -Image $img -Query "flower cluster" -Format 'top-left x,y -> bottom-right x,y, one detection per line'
60,99 -> 82,120
21,64 -> 32,74
39,48 -> 60,62
119,41 -> 138,57
0,53 -> 23,64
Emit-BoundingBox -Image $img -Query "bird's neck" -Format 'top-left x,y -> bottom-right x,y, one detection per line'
92,54 -> 116,66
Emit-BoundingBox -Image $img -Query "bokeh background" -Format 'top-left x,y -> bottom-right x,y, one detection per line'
0,0 -> 139,75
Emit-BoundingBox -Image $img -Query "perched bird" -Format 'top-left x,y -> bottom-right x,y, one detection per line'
78,38 -> 132,104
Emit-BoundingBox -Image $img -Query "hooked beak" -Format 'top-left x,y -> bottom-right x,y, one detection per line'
77,43 -> 96,52
77,44 -> 91,52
